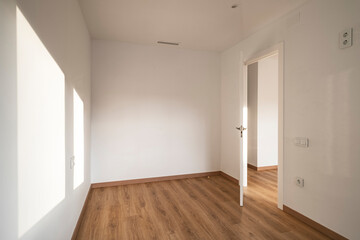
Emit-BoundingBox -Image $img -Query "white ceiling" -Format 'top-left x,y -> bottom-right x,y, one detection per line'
79,0 -> 308,52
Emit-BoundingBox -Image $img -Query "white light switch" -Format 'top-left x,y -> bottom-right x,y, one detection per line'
294,137 -> 309,148
70,156 -> 75,169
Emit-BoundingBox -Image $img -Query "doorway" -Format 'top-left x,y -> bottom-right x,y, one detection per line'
239,43 -> 284,209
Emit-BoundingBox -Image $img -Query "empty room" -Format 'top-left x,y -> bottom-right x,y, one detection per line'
1,0 -> 359,239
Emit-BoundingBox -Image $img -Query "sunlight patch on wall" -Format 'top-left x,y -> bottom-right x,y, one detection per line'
73,89 -> 84,189
17,7 -> 65,237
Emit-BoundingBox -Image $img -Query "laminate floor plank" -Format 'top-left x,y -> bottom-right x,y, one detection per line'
76,168 -> 330,240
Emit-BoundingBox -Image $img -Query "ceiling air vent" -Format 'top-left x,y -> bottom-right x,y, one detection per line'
157,41 -> 180,46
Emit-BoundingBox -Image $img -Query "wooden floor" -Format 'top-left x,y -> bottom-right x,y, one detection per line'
76,169 -> 330,240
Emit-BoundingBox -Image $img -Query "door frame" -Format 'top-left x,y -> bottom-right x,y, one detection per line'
241,42 -> 284,209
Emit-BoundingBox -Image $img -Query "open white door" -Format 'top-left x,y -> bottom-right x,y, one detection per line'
238,52 -> 247,207
238,65 -> 248,206
239,43 -> 284,209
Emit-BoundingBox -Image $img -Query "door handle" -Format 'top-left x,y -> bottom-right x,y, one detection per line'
236,125 -> 247,138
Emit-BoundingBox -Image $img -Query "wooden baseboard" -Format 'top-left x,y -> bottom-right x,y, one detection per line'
71,186 -> 92,240
91,171 -> 221,188
248,164 -> 277,171
283,205 -> 347,240
248,164 -> 258,170
219,171 -> 239,185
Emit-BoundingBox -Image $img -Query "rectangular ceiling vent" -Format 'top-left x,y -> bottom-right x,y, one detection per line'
157,41 -> 180,46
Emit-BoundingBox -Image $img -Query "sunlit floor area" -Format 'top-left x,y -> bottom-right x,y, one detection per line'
246,168 -> 279,208
76,169 -> 330,240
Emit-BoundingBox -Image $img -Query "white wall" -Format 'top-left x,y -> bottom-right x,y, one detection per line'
220,0 -> 360,238
0,0 -> 18,239
257,54 -> 278,167
91,40 -> 221,183
0,0 -> 91,239
220,48 -> 242,179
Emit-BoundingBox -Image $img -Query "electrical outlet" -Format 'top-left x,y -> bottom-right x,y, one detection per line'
340,28 -> 353,49
296,177 -> 304,188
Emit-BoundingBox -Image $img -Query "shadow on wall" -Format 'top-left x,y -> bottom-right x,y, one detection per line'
16,6 -> 85,238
